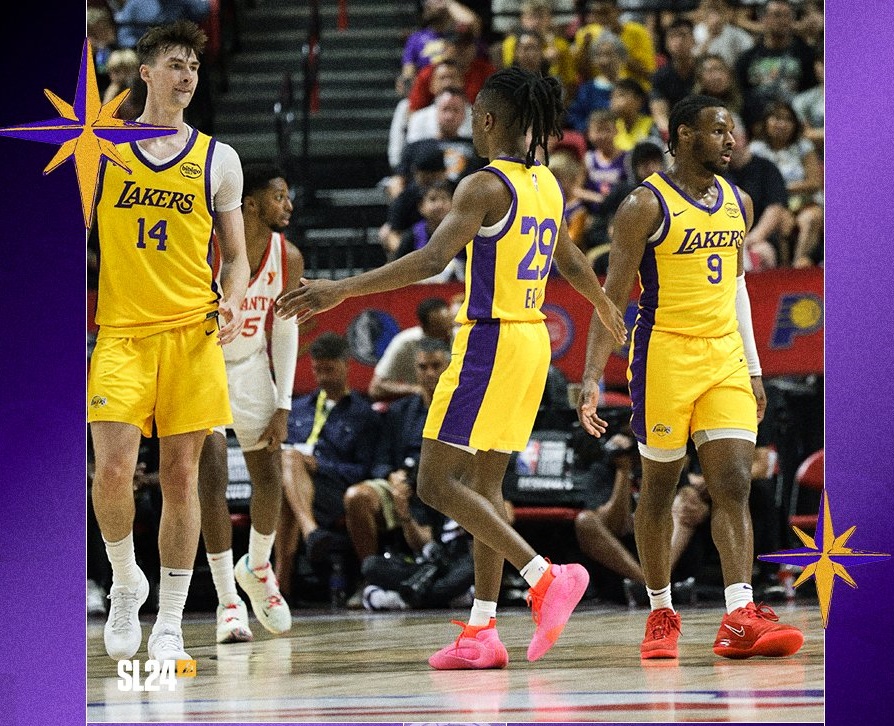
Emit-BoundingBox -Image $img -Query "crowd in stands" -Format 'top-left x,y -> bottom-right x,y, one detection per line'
384,0 -> 824,273
87,0 -> 825,616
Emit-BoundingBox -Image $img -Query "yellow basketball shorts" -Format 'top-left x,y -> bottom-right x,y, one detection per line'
424,319 -> 551,452
627,327 -> 757,450
87,317 -> 231,437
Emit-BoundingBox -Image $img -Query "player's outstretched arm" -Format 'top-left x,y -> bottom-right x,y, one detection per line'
577,186 -> 658,437
552,221 -> 627,345
274,172 -> 495,323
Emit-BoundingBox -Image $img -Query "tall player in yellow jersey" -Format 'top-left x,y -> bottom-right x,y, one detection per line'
579,95 -> 803,660
88,21 -> 250,663
277,68 -> 627,668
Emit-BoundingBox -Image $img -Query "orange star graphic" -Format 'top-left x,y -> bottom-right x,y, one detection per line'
0,39 -> 176,228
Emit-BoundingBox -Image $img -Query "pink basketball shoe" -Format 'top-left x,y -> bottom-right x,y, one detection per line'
428,618 -> 508,670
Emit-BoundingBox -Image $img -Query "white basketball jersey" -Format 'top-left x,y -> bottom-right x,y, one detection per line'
215,232 -> 289,362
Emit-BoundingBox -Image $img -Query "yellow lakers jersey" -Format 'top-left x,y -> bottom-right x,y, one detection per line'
637,172 -> 746,337
455,158 -> 565,323
95,129 -> 219,336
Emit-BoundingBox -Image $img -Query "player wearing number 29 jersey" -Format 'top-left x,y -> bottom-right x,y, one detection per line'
426,157 -> 564,451
453,158 -> 564,324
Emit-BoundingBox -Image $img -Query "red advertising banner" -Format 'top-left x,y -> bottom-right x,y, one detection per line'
86,268 -> 823,395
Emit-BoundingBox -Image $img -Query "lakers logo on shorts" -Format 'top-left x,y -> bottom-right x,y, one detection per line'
651,423 -> 672,437
90,395 -> 108,408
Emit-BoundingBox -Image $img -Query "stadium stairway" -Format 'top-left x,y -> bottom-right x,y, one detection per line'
213,0 -> 417,276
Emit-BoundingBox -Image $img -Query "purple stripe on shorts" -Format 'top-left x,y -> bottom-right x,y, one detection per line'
629,321 -> 652,443
630,244 -> 658,443
438,321 -> 500,446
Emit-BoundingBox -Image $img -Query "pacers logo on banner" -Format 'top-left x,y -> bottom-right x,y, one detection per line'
118,659 -> 197,691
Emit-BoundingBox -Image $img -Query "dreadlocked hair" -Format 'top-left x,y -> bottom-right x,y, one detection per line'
666,94 -> 727,157
479,67 -> 564,167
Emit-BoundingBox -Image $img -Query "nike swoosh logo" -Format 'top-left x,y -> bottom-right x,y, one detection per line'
672,209 -> 686,217
205,329 -> 215,336
168,572 -> 191,577
724,624 -> 746,637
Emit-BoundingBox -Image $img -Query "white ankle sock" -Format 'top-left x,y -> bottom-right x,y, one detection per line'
520,555 -> 550,587
154,567 -> 192,632
647,584 -> 674,612
468,598 -> 497,626
248,527 -> 276,571
724,582 -> 754,614
104,532 -> 141,587
207,549 -> 239,606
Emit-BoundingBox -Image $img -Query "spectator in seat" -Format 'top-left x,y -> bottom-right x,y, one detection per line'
368,297 -> 455,402
692,53 -> 743,119
649,17 -> 697,140
343,339 -> 452,605
749,100 -> 823,268
723,117 -> 789,272
572,0 -> 656,92
274,333 -> 381,599
564,29 -> 626,133
408,30 -> 496,114
734,0 -> 817,132
395,180 -> 465,283
608,78 -> 662,153
692,0 -> 754,69
405,62 -> 474,147
397,0 -> 483,95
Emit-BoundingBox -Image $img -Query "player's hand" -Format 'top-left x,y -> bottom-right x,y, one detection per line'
217,298 -> 244,345
594,290 -> 627,345
577,377 -> 609,438
275,278 -> 346,323
259,409 -> 289,452
751,376 -> 767,424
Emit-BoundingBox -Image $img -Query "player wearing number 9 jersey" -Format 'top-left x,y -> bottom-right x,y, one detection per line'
579,95 -> 803,661
274,67 -> 627,669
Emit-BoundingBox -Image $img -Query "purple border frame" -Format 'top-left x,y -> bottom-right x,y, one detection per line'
0,2 -> 889,726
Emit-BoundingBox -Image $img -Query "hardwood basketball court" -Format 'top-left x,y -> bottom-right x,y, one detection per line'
88,602 -> 823,722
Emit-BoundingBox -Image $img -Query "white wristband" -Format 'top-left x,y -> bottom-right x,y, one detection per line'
735,275 -> 761,377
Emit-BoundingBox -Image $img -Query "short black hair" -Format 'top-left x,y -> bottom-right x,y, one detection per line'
631,140 -> 664,169
416,337 -> 452,357
417,297 -> 449,326
242,163 -> 287,200
666,94 -> 727,156
309,332 -> 349,360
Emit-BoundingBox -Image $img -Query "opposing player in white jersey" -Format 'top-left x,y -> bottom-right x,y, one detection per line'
198,164 -> 304,643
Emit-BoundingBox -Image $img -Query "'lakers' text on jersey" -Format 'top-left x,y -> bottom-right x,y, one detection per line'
454,158 -> 565,323
95,128 -> 218,336
636,171 -> 746,338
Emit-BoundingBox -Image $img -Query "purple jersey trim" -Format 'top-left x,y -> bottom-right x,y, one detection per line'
729,182 -> 748,225
657,170 -> 724,214
466,167 -> 518,320
640,180 -> 671,247
131,126 -> 199,172
204,137 -> 216,217
206,230 -> 220,301
437,321 -> 501,446
95,157 -> 109,206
